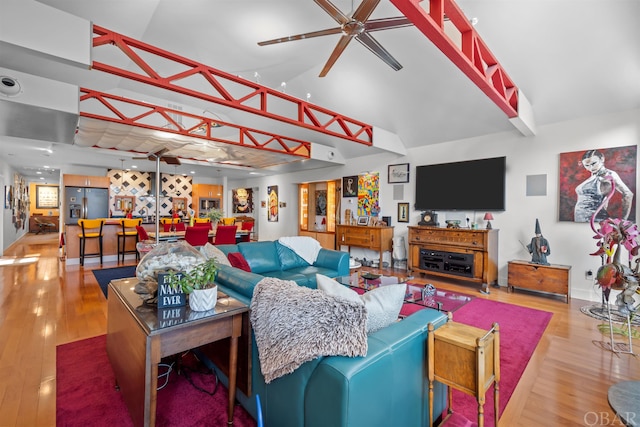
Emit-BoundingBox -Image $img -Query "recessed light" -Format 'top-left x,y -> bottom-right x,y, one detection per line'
0,76 -> 22,97
36,171 -> 42,174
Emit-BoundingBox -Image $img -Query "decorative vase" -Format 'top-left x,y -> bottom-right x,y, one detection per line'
188,286 -> 218,311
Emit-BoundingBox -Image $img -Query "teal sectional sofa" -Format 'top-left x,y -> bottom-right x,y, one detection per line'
200,240 -> 449,427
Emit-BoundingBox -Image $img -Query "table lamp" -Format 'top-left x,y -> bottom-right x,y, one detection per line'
484,212 -> 494,229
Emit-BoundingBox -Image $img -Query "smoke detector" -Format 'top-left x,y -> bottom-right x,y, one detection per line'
0,76 -> 22,97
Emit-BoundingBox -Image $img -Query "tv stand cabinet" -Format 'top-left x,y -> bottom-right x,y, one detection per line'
408,226 -> 498,287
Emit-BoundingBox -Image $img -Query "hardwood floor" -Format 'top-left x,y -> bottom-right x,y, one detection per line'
0,233 -> 638,426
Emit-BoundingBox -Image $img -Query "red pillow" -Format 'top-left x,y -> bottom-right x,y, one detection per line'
228,252 -> 251,272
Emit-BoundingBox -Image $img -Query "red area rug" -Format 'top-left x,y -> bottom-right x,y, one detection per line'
446,298 -> 553,426
56,335 -> 256,427
57,299 -> 550,427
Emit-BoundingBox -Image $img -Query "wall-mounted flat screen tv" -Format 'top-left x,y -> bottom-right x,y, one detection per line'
415,156 -> 506,211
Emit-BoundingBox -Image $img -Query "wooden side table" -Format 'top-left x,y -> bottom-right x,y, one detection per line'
428,319 -> 500,427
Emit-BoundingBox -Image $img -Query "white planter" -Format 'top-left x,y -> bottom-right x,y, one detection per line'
188,286 -> 218,311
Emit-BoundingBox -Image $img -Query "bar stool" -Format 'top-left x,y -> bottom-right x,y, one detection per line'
117,218 -> 142,263
77,218 -> 105,266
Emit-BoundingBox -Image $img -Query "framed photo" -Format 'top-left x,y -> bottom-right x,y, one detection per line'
388,163 -> 410,184
357,216 -> 370,226
36,185 -> 59,209
397,202 -> 410,223
342,176 -> 358,197
268,185 -> 278,222
4,185 -> 12,209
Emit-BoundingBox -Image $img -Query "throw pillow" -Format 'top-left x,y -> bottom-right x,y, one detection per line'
316,273 -> 406,333
200,243 -> 231,267
228,252 -> 251,272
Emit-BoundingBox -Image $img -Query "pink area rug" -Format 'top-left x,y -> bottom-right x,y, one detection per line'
56,335 -> 256,427
445,298 -> 553,426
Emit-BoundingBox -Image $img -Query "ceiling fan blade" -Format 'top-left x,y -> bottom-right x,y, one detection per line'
258,27 -> 342,46
364,17 -> 413,32
355,32 -> 403,71
314,0 -> 349,25
352,0 -> 381,23
319,35 -> 354,77
162,156 -> 181,165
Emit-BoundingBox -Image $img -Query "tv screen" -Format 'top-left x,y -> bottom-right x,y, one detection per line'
415,157 -> 506,211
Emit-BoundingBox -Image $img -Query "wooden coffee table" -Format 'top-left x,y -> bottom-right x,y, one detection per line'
106,278 -> 249,427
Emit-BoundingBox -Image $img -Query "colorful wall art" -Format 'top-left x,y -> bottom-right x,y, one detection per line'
357,172 -> 380,217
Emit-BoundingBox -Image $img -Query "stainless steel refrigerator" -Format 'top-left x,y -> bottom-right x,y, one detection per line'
65,187 -> 109,225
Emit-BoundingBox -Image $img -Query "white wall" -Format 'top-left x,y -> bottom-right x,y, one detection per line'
0,159 -> 29,253
234,108 -> 640,302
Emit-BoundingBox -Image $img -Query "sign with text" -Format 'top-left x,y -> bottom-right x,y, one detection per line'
157,272 -> 186,308
158,306 -> 187,327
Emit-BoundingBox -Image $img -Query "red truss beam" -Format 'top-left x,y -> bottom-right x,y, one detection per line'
91,25 -> 373,146
391,0 -> 519,118
79,88 -> 311,160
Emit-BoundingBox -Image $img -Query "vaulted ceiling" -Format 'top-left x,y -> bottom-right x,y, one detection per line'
1,0 -> 639,181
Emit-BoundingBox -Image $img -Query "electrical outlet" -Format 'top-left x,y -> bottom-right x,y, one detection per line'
585,270 -> 594,280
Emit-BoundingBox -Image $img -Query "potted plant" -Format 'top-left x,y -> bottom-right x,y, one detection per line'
206,208 -> 224,225
168,258 -> 219,311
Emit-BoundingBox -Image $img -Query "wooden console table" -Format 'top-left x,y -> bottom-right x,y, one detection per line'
508,260 -> 571,303
408,226 -> 498,287
428,319 -> 500,427
336,225 -> 393,267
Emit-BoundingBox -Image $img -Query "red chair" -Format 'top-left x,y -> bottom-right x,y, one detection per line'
136,225 -> 150,241
184,226 -> 210,246
193,222 -> 213,230
163,222 -> 187,232
214,225 -> 238,245
239,221 -> 253,242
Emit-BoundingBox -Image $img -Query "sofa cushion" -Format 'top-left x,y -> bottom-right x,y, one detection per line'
238,241 -> 281,274
228,252 -> 251,272
317,274 -> 406,333
214,244 -> 239,256
276,241 -> 310,270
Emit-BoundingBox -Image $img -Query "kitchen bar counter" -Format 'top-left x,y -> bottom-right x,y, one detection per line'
64,222 -> 157,265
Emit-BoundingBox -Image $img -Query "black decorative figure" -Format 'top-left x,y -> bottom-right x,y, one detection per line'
527,219 -> 550,265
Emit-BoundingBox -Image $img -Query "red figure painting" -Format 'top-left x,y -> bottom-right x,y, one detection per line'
559,145 -> 636,222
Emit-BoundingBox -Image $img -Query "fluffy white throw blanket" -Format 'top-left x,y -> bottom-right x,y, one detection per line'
250,277 -> 368,383
278,236 -> 322,264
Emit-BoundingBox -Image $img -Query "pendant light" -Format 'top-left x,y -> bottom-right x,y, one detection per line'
118,159 -> 126,194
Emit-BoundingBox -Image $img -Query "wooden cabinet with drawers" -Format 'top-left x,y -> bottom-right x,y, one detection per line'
408,226 -> 498,286
508,260 -> 571,303
336,225 -> 393,267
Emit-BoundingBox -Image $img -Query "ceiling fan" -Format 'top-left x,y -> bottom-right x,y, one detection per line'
258,0 -> 412,77
132,148 -> 181,165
